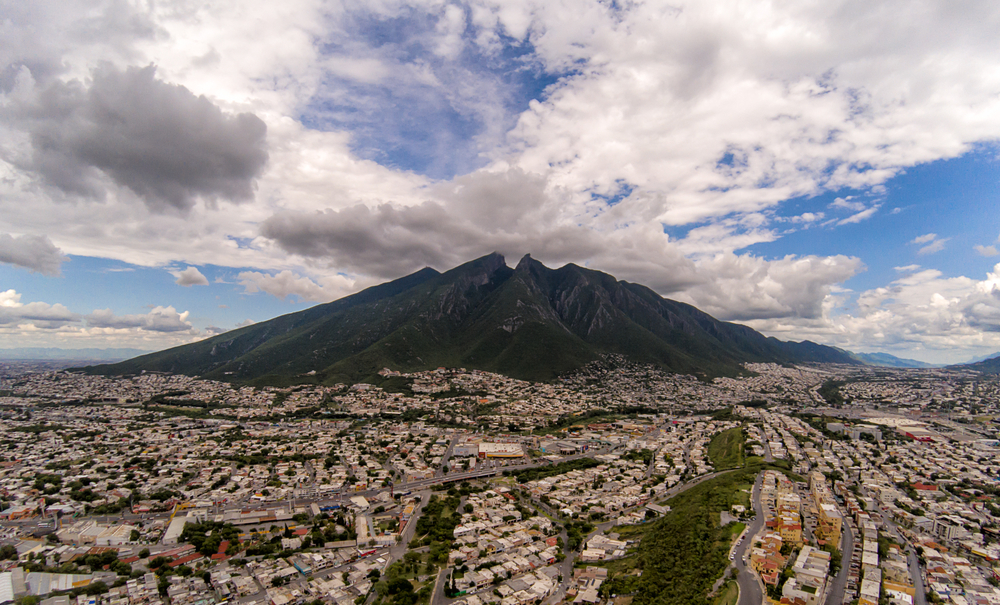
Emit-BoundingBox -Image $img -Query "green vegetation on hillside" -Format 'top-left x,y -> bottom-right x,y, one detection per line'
631,463 -> 794,605
707,428 -> 745,469
86,253 -> 858,386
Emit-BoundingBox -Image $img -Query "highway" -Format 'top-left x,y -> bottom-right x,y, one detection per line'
3,448 -> 620,537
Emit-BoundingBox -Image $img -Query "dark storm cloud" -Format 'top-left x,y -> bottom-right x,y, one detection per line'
258,167 -> 611,278
260,202 -> 478,277
13,64 -> 269,212
0,233 -> 66,276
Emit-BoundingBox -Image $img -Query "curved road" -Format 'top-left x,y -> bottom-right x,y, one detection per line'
733,472 -> 765,605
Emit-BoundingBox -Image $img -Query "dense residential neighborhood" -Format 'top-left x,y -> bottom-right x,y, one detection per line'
3,361 -> 1000,605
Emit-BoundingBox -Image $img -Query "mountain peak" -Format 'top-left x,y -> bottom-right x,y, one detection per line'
516,253 -> 551,274
441,252 -> 508,280
479,251 -> 508,273
87,254 -> 859,384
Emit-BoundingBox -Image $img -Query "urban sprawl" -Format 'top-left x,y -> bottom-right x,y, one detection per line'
2,361 -> 1000,605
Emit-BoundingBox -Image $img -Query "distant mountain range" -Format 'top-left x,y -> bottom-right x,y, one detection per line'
954,354 -> 1000,374
0,347 -> 151,361
86,253 -> 861,384
841,351 -> 938,369
960,351 -> 1000,365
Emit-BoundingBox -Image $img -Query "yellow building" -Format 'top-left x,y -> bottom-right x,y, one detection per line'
816,502 -> 843,547
778,512 -> 803,546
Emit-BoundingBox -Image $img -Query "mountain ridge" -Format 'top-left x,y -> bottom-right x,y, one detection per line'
953,355 -> 1000,374
85,253 -> 860,383
841,350 -> 938,368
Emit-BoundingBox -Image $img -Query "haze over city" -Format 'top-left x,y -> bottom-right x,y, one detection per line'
2,0 -> 1000,364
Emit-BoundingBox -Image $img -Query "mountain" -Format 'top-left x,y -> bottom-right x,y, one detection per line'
86,253 -> 859,384
954,356 -> 1000,374
0,347 -> 151,361
960,351 -> 1000,364
844,351 -> 938,368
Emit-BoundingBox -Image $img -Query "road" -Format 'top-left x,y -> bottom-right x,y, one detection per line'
855,486 -> 926,605
436,434 -> 460,477
823,515 -> 854,605
387,489 -> 430,561
3,448 -> 622,538
643,426 -> 663,479
430,566 -> 450,605
761,436 -> 774,463
875,505 -> 927,605
733,472 -> 765,605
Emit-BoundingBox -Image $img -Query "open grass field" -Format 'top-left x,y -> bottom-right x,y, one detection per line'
707,427 -> 745,470
711,581 -> 739,605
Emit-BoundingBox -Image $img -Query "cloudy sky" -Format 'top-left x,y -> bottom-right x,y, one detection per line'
2,0 -> 1000,364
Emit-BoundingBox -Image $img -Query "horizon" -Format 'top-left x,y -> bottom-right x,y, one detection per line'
3,1 -> 1000,365
3,251 -> 999,368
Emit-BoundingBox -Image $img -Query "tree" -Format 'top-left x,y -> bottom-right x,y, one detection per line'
84,582 -> 108,596
387,578 -> 414,595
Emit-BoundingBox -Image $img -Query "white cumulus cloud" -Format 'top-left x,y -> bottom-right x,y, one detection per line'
172,266 -> 209,287
85,307 -> 194,332
742,263 -> 1000,364
238,270 -> 361,302
0,289 -> 79,328
1,0 -> 1000,359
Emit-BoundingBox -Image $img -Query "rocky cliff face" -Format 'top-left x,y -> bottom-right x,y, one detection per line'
88,252 -> 858,384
